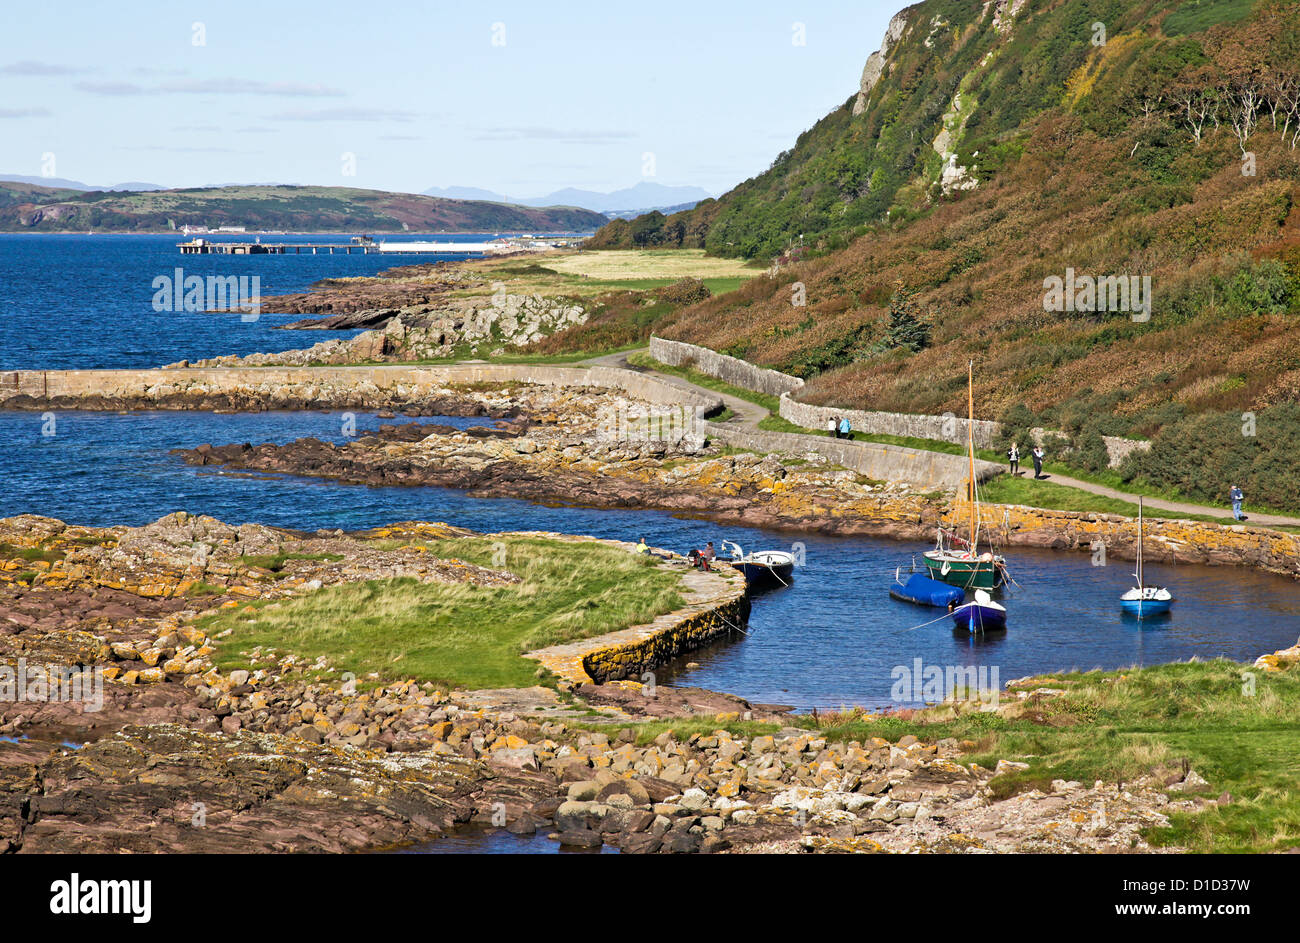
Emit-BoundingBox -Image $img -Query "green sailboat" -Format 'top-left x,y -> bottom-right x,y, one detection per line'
923,362 -> 1008,591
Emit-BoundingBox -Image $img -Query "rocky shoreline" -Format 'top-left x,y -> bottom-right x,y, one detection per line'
173,398 -> 1300,577
1,509 -> 1223,854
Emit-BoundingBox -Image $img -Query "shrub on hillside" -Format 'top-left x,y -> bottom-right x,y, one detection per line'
879,284 -> 932,353
1119,406 -> 1300,510
655,277 -> 711,307
994,403 -> 1039,454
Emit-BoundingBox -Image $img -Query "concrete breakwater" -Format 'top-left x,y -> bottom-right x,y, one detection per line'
706,424 -> 999,489
2,361 -> 986,490
527,562 -> 750,687
0,362 -> 721,415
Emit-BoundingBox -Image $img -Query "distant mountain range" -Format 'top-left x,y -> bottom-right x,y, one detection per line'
422,182 -> 714,215
0,174 -> 168,192
0,182 -> 608,233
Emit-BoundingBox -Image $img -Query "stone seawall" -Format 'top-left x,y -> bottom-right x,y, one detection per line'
778,395 -> 999,450
0,364 -> 722,415
526,563 -> 751,687
649,337 -> 804,398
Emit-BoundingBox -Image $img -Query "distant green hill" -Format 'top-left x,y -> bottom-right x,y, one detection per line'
0,183 -> 607,232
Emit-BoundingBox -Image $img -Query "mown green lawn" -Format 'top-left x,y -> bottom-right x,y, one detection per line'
205,535 -> 684,690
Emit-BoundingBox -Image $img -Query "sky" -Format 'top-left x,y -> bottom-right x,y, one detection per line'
0,1 -> 898,198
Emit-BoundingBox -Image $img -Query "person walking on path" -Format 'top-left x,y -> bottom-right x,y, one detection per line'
1230,484 -> 1245,521
1031,445 -> 1044,479
1008,443 -> 1020,476
828,416 -> 839,438
838,417 -> 852,440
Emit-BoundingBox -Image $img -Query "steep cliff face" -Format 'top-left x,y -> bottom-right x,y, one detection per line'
851,9 -> 912,116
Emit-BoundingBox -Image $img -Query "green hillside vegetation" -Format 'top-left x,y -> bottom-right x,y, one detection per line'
587,0 -> 1288,262
561,0 -> 1300,509
0,183 -> 608,233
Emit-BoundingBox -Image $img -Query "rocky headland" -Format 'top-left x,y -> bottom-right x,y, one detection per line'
172,262 -> 589,367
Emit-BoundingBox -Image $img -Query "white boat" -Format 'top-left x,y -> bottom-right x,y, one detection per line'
721,541 -> 794,588
1121,497 -> 1173,617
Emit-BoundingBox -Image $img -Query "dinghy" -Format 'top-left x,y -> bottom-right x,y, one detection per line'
721,541 -> 794,589
1121,497 -> 1173,617
890,565 -> 965,608
950,589 -> 1007,633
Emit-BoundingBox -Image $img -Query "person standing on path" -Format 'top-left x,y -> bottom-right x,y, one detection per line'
1008,443 -> 1020,476
1230,484 -> 1245,521
839,417 -> 851,440
828,416 -> 839,438
1031,445 -> 1044,479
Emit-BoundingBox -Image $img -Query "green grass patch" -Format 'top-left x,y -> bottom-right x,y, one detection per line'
806,659 -> 1300,853
0,542 -> 64,564
756,414 -> 1294,525
238,551 -> 343,573
1162,0 -> 1257,37
203,535 -> 686,690
186,581 -> 226,597
980,474 -> 1144,516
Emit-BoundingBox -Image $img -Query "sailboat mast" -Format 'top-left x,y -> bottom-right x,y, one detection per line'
1137,496 -> 1144,589
967,361 -> 976,551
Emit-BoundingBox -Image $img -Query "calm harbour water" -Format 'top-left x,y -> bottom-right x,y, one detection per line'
1,407 -> 1296,711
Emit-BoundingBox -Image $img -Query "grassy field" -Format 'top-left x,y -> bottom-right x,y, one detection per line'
978,475 -> 1150,517
541,249 -> 761,281
464,250 -> 759,301
205,535 -> 684,690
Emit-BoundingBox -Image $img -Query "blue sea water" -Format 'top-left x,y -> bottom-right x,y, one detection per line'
0,232 -> 490,369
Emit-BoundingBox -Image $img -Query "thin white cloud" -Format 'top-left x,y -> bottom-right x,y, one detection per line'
0,107 -> 52,118
1,60 -> 94,76
75,80 -> 147,95
161,78 -> 344,97
76,78 -> 345,97
117,145 -> 248,153
472,126 -> 635,143
268,107 -> 418,122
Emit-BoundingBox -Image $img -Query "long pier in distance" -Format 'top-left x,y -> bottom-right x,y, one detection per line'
178,235 -> 579,255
